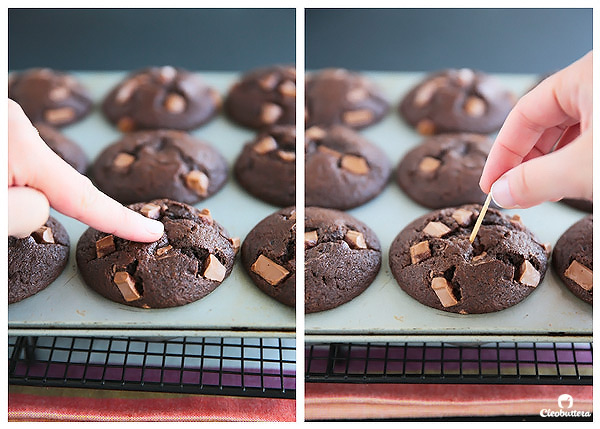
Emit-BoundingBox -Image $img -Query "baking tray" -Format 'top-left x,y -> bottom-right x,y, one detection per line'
8,71 -> 295,338
304,71 -> 592,343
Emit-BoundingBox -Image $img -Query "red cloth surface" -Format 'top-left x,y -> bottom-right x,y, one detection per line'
305,383 -> 593,420
9,385 -> 296,422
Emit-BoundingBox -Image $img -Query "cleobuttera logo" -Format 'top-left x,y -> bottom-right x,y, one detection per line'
558,394 -> 573,409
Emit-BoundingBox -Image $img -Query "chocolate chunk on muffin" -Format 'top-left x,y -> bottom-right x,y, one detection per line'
225,64 -> 296,129
305,207 -> 381,313
241,207 -> 296,308
553,215 -> 592,304
306,68 -> 389,129
399,68 -> 515,135
36,123 -> 88,174
90,130 -> 228,205
102,66 -> 220,132
9,216 -> 70,304
9,68 -> 92,127
305,125 -> 391,210
76,199 -> 237,308
389,204 -> 549,314
396,133 -> 492,208
234,125 -> 296,206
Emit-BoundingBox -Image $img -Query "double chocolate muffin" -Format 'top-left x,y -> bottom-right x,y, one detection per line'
305,207 -> 382,313
225,65 -> 296,129
241,207 -> 296,308
396,133 -> 492,208
305,125 -> 391,210
102,66 -> 220,132
306,68 -> 389,129
90,130 -> 228,205
76,199 -> 237,308
399,68 -> 515,135
9,217 -> 70,304
234,125 -> 296,207
553,216 -> 593,304
9,68 -> 93,127
389,205 -> 549,314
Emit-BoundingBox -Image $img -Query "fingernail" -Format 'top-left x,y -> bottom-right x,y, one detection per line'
144,219 -> 164,235
491,177 -> 518,208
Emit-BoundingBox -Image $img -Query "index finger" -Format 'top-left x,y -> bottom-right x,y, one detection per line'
479,51 -> 592,192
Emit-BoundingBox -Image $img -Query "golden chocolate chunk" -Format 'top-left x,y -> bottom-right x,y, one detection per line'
519,260 -> 540,288
410,241 -> 431,264
317,145 -> 342,158
32,226 -> 55,244
564,260 -> 593,291
113,152 -> 136,170
164,93 -> 187,113
140,203 -> 161,219
423,221 -> 451,238
185,170 -> 209,197
342,109 -> 374,127
258,73 -> 279,91
452,208 -> 473,227
305,230 -> 318,248
341,155 -> 369,175
44,107 -> 75,124
344,230 -> 367,249
113,271 -> 141,302
117,116 -> 136,132
156,245 -> 173,258
96,235 -> 116,258
472,252 -> 487,264
305,126 -> 327,141
419,156 -> 441,173
260,102 -> 283,124
278,80 -> 296,97
253,136 -> 278,154
251,254 -> 290,285
203,254 -> 227,282
416,119 -> 436,135
115,80 -> 138,104
431,277 -> 459,307
48,86 -> 70,102
277,150 -> 296,162
464,96 -> 486,117
414,77 -> 446,107
198,208 -> 213,225
230,237 -> 241,254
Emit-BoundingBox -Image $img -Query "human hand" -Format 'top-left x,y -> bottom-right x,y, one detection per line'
479,51 -> 592,208
8,98 -> 164,241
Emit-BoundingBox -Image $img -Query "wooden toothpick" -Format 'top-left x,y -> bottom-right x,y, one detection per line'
469,193 -> 492,243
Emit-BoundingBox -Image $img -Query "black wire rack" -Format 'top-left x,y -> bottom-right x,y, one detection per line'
9,336 -> 296,399
305,342 -> 592,385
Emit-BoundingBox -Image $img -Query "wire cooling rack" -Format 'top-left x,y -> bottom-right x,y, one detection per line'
305,342 -> 592,385
9,336 -> 296,399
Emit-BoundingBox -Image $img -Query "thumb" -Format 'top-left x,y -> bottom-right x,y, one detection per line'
490,130 -> 592,209
8,186 -> 50,238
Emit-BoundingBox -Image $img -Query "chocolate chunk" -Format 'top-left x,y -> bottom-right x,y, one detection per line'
423,221 -> 451,238
431,277 -> 459,307
155,245 -> 173,258
251,254 -> 290,286
341,154 -> 369,175
32,226 -> 55,244
253,136 -> 278,154
185,170 -> 210,197
564,260 -> 593,291
452,208 -> 473,227
345,230 -> 367,249
305,230 -> 318,248
96,235 -> 116,258
519,260 -> 540,287
203,254 -> 227,282
418,156 -> 441,173
410,240 -> 431,264
113,271 -> 141,302
140,203 -> 161,219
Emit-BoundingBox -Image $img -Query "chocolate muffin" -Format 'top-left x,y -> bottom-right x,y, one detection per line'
305,207 -> 382,313
225,64 -> 296,129
241,207 -> 296,308
102,66 -> 220,132
76,199 -> 237,309
9,68 -> 92,127
305,125 -> 391,210
36,123 -> 88,174
396,133 -> 492,209
306,68 -> 389,129
552,215 -> 592,304
90,130 -> 228,205
389,204 -> 549,314
9,216 -> 70,304
234,125 -> 296,207
399,68 -> 515,135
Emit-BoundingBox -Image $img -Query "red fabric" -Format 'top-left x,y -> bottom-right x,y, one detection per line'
305,383 -> 593,420
8,386 -> 295,422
